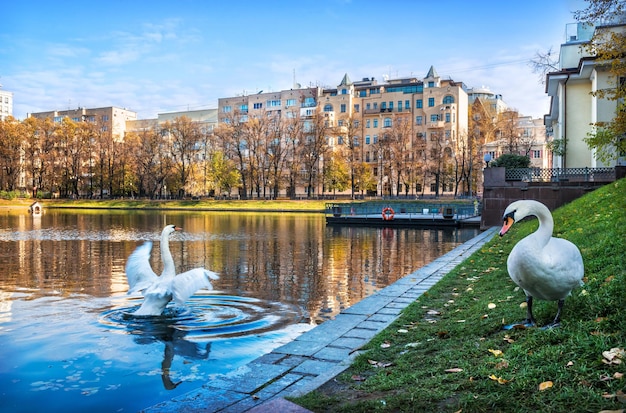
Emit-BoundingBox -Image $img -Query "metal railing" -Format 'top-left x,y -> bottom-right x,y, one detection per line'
505,167 -> 615,183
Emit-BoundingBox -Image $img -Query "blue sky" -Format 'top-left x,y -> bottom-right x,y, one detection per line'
2,0 -> 586,120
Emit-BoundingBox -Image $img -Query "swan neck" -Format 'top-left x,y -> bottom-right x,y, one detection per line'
533,204 -> 554,245
160,231 -> 176,275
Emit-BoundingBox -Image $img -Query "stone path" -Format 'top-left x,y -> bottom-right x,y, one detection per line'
143,227 -> 498,413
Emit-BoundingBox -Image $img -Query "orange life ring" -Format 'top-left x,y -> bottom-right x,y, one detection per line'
382,207 -> 395,221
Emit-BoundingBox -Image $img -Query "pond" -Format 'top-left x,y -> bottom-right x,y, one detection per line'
0,209 -> 479,412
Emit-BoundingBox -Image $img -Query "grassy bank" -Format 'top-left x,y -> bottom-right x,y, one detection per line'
291,178 -> 626,412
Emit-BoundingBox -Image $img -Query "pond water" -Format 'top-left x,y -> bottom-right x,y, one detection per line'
0,209 -> 479,412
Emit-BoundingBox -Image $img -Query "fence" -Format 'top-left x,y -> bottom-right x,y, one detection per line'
504,167 -> 615,183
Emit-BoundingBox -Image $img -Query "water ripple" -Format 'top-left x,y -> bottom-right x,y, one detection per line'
99,293 -> 306,341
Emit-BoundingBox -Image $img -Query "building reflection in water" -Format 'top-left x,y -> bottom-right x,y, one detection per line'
0,210 -> 478,324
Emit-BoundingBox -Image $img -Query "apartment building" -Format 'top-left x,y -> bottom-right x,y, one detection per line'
0,85 -> 13,121
29,106 -> 137,140
217,66 -> 470,197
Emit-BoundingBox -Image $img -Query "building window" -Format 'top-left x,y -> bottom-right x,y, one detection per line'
388,101 -> 393,110
366,135 -> 370,144
428,81 -> 435,88
340,104 -> 346,113
338,120 -> 344,126
354,104 -> 360,112
359,90 -> 367,97
341,88 -> 348,95
373,102 -> 378,110
373,119 -> 378,128
430,114 -> 440,122
223,106 -> 232,113
428,98 -> 435,107
416,99 -> 423,108
381,102 -> 387,110
443,95 -> 455,104
366,103 -> 371,110
533,150 -> 542,158
366,119 -> 370,128
383,117 -> 392,128
286,99 -> 296,107
324,104 -> 333,112
304,97 -> 316,107
253,102 -> 262,109
373,134 -> 378,144
405,100 -> 410,109
416,116 -> 422,125
353,136 -> 359,147
240,104 -> 248,112
267,100 -> 281,107
445,113 -> 451,123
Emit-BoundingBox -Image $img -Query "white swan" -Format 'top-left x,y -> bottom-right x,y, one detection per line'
499,200 -> 584,329
125,224 -> 219,316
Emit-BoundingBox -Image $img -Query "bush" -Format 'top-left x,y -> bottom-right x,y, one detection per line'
491,153 -> 531,168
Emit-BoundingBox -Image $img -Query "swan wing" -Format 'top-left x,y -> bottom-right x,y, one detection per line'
171,268 -> 219,305
125,241 -> 159,294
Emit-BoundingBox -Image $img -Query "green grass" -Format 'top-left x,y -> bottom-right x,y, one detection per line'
291,178 -> 626,412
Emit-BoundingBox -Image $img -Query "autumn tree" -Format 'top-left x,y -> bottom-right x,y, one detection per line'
215,110 -> 250,198
163,116 -> 202,198
300,111 -> 329,198
0,117 -> 23,192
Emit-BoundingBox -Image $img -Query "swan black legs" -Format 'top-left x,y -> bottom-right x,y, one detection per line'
502,296 -> 565,330
542,299 -> 565,329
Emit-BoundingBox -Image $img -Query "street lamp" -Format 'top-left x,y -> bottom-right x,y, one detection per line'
483,153 -> 492,168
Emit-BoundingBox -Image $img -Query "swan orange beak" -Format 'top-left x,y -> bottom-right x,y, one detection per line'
174,226 -> 182,231
499,217 -> 514,237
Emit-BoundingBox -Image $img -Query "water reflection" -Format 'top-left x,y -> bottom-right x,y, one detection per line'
0,209 -> 479,412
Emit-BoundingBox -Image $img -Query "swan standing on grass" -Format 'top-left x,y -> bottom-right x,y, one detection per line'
499,200 -> 584,329
125,224 -> 219,316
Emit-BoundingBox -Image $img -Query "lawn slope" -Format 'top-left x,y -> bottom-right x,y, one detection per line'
292,178 -> 626,412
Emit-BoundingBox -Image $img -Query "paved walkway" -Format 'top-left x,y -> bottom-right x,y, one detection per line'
143,227 -> 499,413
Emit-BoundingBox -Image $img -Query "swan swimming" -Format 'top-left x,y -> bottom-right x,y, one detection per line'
499,200 -> 584,329
125,224 -> 219,316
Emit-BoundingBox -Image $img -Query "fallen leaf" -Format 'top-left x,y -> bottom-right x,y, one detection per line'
597,410 -> 624,413
457,320 -> 466,323
617,390 -> 626,403
351,375 -> 366,381
566,361 -> 574,367
602,348 -> 625,365
503,335 -> 515,344
488,349 -> 504,357
614,372 -> 624,379
397,329 -> 408,333
445,368 -> 463,373
538,381 -> 553,391
380,341 -> 391,349
488,374 -> 509,384
488,303 -> 497,309
519,302 -> 527,309
427,310 -> 441,315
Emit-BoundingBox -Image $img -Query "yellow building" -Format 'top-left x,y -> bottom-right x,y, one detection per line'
545,22 -> 625,168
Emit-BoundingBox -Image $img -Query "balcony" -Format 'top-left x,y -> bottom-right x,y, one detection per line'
428,121 -> 444,128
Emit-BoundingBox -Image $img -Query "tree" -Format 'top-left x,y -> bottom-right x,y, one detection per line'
0,117 -> 23,192
164,116 -> 202,198
300,111 -> 329,198
575,0 -> 626,162
323,151 -> 349,194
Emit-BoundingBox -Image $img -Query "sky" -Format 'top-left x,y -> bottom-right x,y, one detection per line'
1,0 -> 587,121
